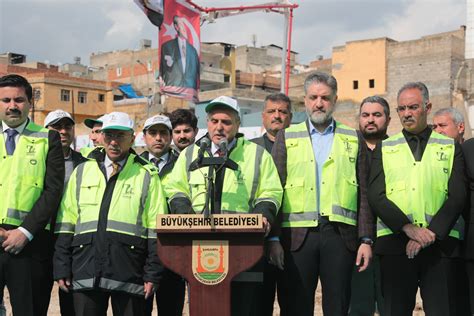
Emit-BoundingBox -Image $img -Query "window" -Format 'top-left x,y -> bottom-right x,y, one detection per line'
369,79 -> 375,88
353,80 -> 359,90
60,89 -> 70,102
98,94 -> 105,102
78,91 -> 87,104
116,67 -> 122,77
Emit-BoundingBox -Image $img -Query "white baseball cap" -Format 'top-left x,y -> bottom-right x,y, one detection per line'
44,110 -> 74,128
143,115 -> 172,131
205,96 -> 240,116
101,112 -> 134,132
84,114 -> 108,129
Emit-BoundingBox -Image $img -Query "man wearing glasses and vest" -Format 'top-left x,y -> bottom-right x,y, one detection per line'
272,72 -> 374,316
54,112 -> 167,315
368,82 -> 466,316
0,74 -> 64,315
166,96 -> 283,315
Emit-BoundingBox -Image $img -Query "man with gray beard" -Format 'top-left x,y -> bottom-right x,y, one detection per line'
272,72 -> 374,315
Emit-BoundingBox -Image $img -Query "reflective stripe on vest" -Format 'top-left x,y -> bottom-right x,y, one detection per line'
282,121 -> 359,228
0,122 -> 49,228
182,138 -> 272,212
377,132 -> 460,238
56,154 -> 156,238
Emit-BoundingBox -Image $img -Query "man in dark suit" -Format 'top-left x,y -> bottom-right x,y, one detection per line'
463,137 -> 474,314
251,92 -> 291,316
140,114 -> 183,316
45,109 -> 87,316
368,82 -> 466,316
272,72 -> 374,316
0,74 -> 64,315
160,15 -> 199,89
350,96 -> 391,316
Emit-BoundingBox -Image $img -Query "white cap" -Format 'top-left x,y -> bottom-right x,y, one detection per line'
143,115 -> 172,131
84,114 -> 108,129
44,110 -> 74,128
101,112 -> 134,132
205,96 -> 240,116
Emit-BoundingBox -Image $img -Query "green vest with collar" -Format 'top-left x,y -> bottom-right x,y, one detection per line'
377,131 -> 462,238
0,122 -> 49,228
282,121 -> 359,228
55,153 -> 166,238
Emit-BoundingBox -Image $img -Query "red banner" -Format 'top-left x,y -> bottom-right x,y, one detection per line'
159,0 -> 200,102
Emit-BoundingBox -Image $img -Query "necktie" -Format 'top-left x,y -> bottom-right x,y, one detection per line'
216,149 -> 225,157
5,129 -> 18,155
110,162 -> 120,179
151,158 -> 160,171
182,42 -> 186,60
412,135 -> 422,161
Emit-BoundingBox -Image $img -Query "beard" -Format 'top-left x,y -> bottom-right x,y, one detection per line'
361,127 -> 387,140
307,107 -> 334,126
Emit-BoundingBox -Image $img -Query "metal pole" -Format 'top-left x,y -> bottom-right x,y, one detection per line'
280,8 -> 289,93
285,8 -> 294,95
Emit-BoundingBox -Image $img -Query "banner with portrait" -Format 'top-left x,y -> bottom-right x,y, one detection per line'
158,0 -> 200,102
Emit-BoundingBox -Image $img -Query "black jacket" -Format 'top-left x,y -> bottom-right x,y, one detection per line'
53,148 -> 163,295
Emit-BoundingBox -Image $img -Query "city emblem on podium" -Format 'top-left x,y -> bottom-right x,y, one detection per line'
192,240 -> 229,285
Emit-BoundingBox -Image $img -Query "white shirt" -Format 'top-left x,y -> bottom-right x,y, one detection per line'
178,37 -> 187,73
2,119 -> 32,240
104,155 -> 126,180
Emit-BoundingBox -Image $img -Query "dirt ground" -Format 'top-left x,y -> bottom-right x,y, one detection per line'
3,283 -> 425,316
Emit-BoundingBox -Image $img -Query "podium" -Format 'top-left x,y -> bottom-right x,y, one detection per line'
156,214 -> 265,316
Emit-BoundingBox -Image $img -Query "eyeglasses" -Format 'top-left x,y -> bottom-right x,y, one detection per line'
396,104 -> 421,113
103,132 -> 131,141
0,97 -> 27,104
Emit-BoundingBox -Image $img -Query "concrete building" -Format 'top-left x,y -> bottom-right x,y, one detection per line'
305,27 -> 470,135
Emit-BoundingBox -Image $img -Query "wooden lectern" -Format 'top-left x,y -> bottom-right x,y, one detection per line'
156,214 -> 265,316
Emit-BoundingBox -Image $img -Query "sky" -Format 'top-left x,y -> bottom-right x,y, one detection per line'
0,0 -> 466,66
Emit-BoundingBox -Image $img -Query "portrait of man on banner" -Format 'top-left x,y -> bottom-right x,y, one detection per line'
159,2 -> 200,102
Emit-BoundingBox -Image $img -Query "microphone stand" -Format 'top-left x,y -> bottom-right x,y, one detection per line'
188,155 -> 238,218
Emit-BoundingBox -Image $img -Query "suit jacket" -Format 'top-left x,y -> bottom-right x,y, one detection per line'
462,139 -> 474,259
272,120 -> 373,252
160,37 -> 199,89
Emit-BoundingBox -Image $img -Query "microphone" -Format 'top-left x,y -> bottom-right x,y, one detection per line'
218,139 -> 228,157
197,137 -> 211,160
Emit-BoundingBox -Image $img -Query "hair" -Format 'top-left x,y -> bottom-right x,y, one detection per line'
397,82 -> 429,108
0,74 -> 33,102
360,95 -> 390,117
433,107 -> 464,124
303,72 -> 338,96
264,93 -> 292,112
169,109 -> 198,129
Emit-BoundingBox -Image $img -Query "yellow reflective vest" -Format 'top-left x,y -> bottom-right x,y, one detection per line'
55,153 -> 166,238
377,132 -> 462,239
282,121 -> 359,228
166,137 -> 283,213
0,122 -> 49,228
